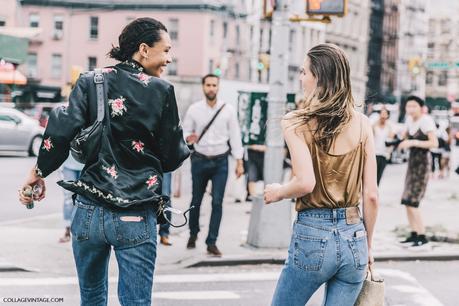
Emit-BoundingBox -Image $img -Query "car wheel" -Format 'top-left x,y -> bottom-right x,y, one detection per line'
29,135 -> 43,157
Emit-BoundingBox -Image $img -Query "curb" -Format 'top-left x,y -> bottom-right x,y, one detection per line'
186,253 -> 459,268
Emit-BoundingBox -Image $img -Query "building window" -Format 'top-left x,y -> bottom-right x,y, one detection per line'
426,72 -> 433,85
438,71 -> 448,86
89,16 -> 98,39
169,18 -> 178,41
209,59 -> 214,74
27,53 -> 38,78
0,17 -> 5,27
210,19 -> 215,38
53,15 -> 64,40
289,29 -> 295,52
29,13 -> 39,28
250,25 -> 254,42
235,62 -> 240,79
169,59 -> 177,76
51,54 -> 62,79
88,57 -> 97,71
223,22 -> 228,39
236,25 -> 240,45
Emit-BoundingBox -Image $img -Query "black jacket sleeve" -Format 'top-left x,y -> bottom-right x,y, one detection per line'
158,85 -> 190,172
36,75 -> 90,177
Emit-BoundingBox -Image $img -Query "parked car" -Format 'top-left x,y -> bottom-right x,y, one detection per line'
0,106 -> 44,156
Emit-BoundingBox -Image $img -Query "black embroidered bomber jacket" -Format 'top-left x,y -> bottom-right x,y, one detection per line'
36,60 -> 190,209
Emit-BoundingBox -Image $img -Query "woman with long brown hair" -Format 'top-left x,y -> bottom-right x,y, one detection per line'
264,43 -> 379,305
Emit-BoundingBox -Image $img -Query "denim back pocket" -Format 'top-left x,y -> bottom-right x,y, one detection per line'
293,234 -> 328,271
348,235 -> 368,270
71,201 -> 95,241
112,209 -> 151,248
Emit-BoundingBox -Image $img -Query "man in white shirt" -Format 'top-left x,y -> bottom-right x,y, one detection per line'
183,74 -> 244,256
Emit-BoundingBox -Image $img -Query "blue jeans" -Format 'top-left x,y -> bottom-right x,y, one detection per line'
189,153 -> 228,246
71,195 -> 157,306
272,208 -> 368,306
62,167 -> 81,226
159,172 -> 172,237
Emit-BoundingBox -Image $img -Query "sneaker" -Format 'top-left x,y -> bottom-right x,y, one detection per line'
207,245 -> 222,257
412,235 -> 429,247
160,236 -> 172,246
187,235 -> 197,249
400,232 -> 417,244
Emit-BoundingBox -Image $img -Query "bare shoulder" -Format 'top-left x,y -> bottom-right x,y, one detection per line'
354,110 -> 372,128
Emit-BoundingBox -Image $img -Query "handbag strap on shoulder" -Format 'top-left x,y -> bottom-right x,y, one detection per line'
93,68 -> 105,123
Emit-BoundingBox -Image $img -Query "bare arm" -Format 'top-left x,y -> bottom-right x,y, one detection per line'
264,118 -> 315,203
399,130 -> 438,150
362,116 -> 379,264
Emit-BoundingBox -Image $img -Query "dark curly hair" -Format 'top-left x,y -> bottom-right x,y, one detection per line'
108,17 -> 168,62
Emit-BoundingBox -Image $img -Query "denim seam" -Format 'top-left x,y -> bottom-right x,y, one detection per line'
73,206 -> 94,241
295,221 -> 333,232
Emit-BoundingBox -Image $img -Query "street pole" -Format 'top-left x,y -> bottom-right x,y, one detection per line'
247,0 -> 292,248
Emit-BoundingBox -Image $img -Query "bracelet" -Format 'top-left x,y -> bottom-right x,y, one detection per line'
34,165 -> 44,178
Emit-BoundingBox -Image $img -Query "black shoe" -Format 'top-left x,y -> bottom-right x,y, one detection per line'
412,235 -> 429,247
400,231 -> 417,243
187,235 -> 197,249
245,195 -> 252,202
207,245 -> 222,257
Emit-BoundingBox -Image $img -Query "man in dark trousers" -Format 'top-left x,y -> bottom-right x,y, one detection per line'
183,74 -> 244,256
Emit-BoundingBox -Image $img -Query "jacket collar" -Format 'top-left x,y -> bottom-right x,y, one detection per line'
121,59 -> 144,72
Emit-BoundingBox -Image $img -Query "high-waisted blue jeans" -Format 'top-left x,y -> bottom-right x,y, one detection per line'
71,195 -> 157,306
272,208 -> 368,306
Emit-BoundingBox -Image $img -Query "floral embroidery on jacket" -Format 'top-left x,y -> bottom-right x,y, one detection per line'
132,140 -> 145,153
146,175 -> 158,189
122,60 -> 144,72
102,67 -> 116,74
42,137 -> 53,151
108,96 -> 127,117
102,165 -> 118,179
135,73 -> 152,86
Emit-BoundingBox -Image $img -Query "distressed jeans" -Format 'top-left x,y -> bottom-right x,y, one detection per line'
272,208 -> 368,306
71,195 -> 157,306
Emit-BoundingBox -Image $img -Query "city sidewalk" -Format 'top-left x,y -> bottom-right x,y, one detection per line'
1,156 -> 459,277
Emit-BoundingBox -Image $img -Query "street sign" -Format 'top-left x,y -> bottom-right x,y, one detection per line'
306,0 -> 347,16
238,91 -> 296,145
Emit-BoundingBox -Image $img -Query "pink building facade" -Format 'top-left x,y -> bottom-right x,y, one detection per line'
14,0 -> 253,88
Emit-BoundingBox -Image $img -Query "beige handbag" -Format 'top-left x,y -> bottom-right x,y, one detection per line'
354,266 -> 385,306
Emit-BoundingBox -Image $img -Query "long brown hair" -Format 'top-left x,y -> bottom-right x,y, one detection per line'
292,43 -> 355,152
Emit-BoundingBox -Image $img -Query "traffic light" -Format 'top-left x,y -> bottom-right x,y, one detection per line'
257,62 -> 265,71
408,57 -> 422,75
214,66 -> 222,76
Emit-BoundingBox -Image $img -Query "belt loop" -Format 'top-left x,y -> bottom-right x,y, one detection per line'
332,209 -> 337,223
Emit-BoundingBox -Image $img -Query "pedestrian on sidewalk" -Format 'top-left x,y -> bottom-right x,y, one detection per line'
264,43 -> 379,306
159,172 -> 172,246
373,106 -> 395,185
183,74 -> 245,257
19,17 -> 189,306
59,154 -> 84,243
398,96 -> 438,247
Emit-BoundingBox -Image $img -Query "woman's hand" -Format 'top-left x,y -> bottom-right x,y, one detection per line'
19,167 -> 46,205
264,183 -> 283,204
398,139 -> 415,150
